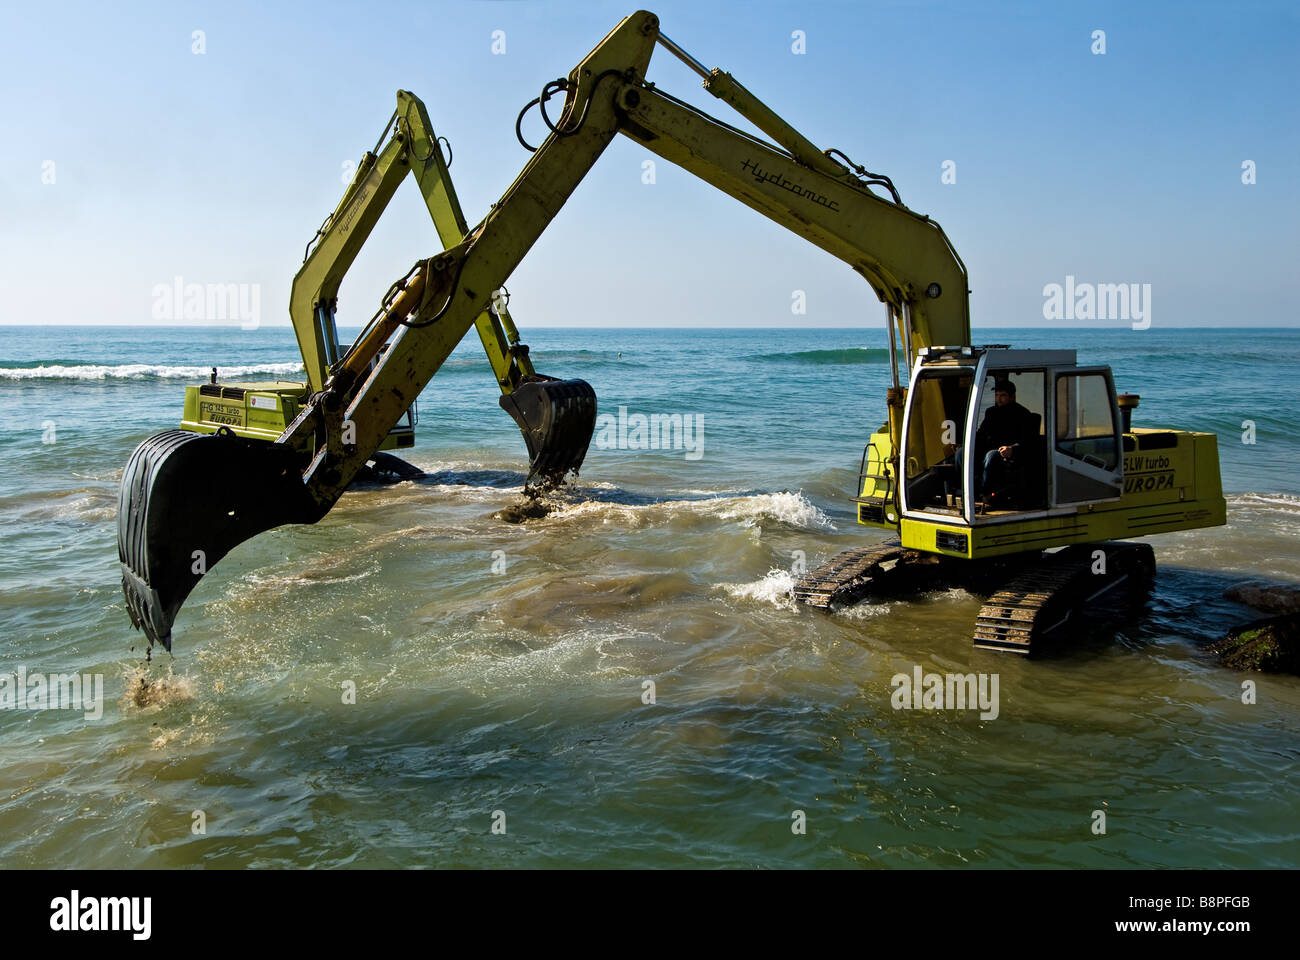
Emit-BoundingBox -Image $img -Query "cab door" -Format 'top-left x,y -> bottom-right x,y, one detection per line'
898,364 -> 977,519
1051,367 -> 1123,506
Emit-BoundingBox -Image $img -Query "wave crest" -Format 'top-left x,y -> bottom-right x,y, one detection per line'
0,361 -> 304,381
748,347 -> 889,365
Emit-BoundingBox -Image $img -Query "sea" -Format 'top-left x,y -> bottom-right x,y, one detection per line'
1,323 -> 1298,868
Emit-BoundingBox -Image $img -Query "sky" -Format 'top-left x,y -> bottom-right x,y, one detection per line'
1,0 -> 1297,330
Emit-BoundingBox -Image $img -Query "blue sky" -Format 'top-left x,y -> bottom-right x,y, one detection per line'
2,0 -> 1296,329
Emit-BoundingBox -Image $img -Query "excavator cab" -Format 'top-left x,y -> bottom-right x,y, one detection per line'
898,347 -> 1124,527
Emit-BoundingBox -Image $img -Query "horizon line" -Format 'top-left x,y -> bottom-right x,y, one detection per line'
2,323 -> 1298,331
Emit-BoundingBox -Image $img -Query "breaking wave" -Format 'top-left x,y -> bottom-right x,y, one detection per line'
747,347 -> 890,365
0,361 -> 304,381
1230,492 -> 1300,515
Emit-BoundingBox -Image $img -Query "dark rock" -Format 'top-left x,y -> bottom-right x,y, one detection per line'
1224,581 -> 1300,615
1213,613 -> 1300,674
495,498 -> 552,524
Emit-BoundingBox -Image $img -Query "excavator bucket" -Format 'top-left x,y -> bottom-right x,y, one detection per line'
499,378 -> 598,488
117,429 -> 320,651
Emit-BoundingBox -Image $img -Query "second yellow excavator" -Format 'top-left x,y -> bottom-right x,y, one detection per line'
118,10 -> 1226,654
176,89 -> 596,486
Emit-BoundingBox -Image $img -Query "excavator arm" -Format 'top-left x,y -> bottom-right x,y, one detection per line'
619,68 -> 969,353
289,89 -> 594,467
118,9 -> 970,650
294,90 -> 537,395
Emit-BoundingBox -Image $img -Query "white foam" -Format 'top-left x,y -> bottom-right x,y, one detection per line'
0,361 -> 304,381
1231,492 -> 1300,514
434,625 -> 662,693
417,484 -> 521,503
715,490 -> 833,530
242,561 -> 379,590
548,490 -> 833,531
718,569 -> 799,610
834,601 -> 893,620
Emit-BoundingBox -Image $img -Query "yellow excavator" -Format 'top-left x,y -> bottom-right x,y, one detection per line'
118,9 -> 1226,654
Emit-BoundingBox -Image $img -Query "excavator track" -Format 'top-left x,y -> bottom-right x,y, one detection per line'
972,541 -> 1155,654
792,540 -> 908,608
796,539 -> 1155,656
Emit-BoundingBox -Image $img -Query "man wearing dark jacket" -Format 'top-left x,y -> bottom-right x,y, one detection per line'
974,379 -> 1037,501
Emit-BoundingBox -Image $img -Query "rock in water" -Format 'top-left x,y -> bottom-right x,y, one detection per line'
1214,613 -> 1300,674
1224,580 -> 1300,615
495,498 -> 552,524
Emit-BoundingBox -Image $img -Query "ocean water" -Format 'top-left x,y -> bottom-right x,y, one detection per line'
1,323 -> 1298,868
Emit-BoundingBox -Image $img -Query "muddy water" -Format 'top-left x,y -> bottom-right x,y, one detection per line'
1,325 -> 1298,867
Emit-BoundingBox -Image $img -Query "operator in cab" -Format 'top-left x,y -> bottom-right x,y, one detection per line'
974,379 -> 1037,503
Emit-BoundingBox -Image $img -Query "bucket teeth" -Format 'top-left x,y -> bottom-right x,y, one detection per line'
117,430 -> 318,651
118,431 -> 195,649
499,378 -> 597,488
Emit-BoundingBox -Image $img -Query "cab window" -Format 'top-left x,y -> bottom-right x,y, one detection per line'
970,370 -> 1046,511
1055,373 -> 1117,469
